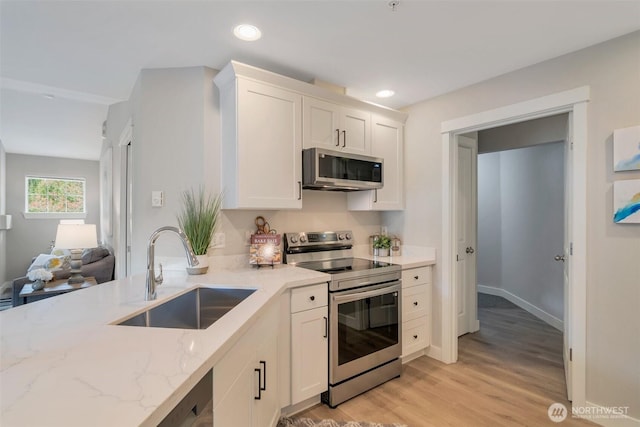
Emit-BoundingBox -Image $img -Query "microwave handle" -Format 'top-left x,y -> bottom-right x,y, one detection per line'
332,282 -> 401,304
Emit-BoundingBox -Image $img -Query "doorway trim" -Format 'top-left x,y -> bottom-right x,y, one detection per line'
440,86 -> 589,409
117,118 -> 133,279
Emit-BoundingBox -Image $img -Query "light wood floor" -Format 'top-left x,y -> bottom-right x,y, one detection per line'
298,299 -> 596,426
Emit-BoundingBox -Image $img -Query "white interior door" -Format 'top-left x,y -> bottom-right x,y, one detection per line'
562,114 -> 573,401
457,135 -> 478,336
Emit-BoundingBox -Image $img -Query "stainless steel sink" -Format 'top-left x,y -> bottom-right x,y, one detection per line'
116,287 -> 256,329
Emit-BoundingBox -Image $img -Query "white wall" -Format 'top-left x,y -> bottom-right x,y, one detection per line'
477,151 -> 502,291
128,67 -> 210,274
388,31 -> 640,415
5,154 -> 100,279
0,140 -> 7,287
478,113 -> 567,153
478,143 -> 565,321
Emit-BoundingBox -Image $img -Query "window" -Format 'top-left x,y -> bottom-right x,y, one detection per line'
25,176 -> 86,217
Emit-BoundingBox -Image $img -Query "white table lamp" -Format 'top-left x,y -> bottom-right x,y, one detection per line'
54,224 -> 98,284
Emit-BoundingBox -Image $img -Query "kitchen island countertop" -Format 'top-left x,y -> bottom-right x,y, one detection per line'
0,261 -> 329,427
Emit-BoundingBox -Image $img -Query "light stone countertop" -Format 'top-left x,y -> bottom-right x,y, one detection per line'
0,249 -> 436,427
353,245 -> 437,269
0,261 -> 330,427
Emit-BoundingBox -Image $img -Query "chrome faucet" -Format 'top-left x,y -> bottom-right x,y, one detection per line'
146,226 -> 199,301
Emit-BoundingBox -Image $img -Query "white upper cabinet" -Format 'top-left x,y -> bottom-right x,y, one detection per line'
215,69 -> 302,209
303,97 -> 371,155
348,115 -> 404,210
214,61 -> 407,211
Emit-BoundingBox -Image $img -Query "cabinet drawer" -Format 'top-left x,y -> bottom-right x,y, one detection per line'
402,284 -> 429,322
402,316 -> 429,356
291,283 -> 328,313
402,266 -> 431,288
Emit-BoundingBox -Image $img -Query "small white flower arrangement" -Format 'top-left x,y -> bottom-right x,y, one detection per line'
27,268 -> 53,282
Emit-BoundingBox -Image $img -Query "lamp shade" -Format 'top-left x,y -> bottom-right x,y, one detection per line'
54,224 -> 98,249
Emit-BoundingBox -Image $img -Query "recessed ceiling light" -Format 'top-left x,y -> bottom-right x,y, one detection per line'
376,90 -> 395,98
234,24 -> 262,41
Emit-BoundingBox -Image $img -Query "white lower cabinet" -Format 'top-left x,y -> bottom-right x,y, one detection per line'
401,266 -> 432,360
213,304 -> 280,427
290,283 -> 328,405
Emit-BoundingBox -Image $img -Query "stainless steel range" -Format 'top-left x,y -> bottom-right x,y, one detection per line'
284,230 -> 402,408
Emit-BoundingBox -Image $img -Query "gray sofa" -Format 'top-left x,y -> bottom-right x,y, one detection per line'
12,247 -> 115,306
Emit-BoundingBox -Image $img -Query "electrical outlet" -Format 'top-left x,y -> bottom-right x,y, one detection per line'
381,226 -> 388,236
211,232 -> 225,248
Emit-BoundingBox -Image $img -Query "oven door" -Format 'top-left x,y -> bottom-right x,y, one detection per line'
329,281 -> 402,385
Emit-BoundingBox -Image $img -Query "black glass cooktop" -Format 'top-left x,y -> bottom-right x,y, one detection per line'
295,257 -> 394,274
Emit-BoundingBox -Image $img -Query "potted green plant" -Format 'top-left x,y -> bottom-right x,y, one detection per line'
373,235 -> 392,257
177,187 -> 222,275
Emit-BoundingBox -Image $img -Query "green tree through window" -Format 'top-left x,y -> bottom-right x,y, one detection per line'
26,176 -> 86,214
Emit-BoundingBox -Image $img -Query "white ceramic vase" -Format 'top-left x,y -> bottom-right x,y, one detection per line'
187,254 -> 209,275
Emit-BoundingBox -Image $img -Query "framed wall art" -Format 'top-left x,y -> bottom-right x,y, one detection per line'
613,125 -> 640,172
613,179 -> 640,224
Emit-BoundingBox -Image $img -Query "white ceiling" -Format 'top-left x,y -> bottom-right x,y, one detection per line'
1,1 -> 639,161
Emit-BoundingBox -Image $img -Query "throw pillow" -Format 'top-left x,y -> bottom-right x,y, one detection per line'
81,247 -> 109,264
27,254 -> 69,273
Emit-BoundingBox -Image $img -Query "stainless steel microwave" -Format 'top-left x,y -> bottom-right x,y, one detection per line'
302,148 -> 383,191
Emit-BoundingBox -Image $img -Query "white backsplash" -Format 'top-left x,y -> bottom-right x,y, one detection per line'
209,190 -> 383,256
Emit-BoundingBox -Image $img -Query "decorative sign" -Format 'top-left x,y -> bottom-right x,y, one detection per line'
250,233 -> 282,265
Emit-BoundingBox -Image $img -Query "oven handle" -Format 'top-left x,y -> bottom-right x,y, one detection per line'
332,281 -> 401,304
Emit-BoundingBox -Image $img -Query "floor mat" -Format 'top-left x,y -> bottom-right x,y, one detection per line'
278,418 -> 407,427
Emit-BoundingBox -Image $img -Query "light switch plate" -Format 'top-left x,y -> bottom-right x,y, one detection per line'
152,191 -> 163,207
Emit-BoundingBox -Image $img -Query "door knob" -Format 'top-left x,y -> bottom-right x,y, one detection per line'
466,247 -> 475,254
554,255 -> 566,262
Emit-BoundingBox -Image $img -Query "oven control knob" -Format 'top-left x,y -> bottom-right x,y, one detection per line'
290,236 -> 298,243
345,233 -> 352,240
300,235 -> 307,243
338,233 -> 345,240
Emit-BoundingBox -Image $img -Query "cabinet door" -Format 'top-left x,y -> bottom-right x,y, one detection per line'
291,306 -> 328,404
340,107 -> 370,155
348,115 -> 404,210
235,79 -> 302,209
303,97 -> 340,150
254,327 -> 280,427
302,96 -> 370,155
214,357 -> 254,427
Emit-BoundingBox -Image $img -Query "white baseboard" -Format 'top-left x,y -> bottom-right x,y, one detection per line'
401,349 -> 425,364
577,401 -> 640,426
425,345 -> 443,363
478,285 -> 563,331
280,396 -> 321,417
